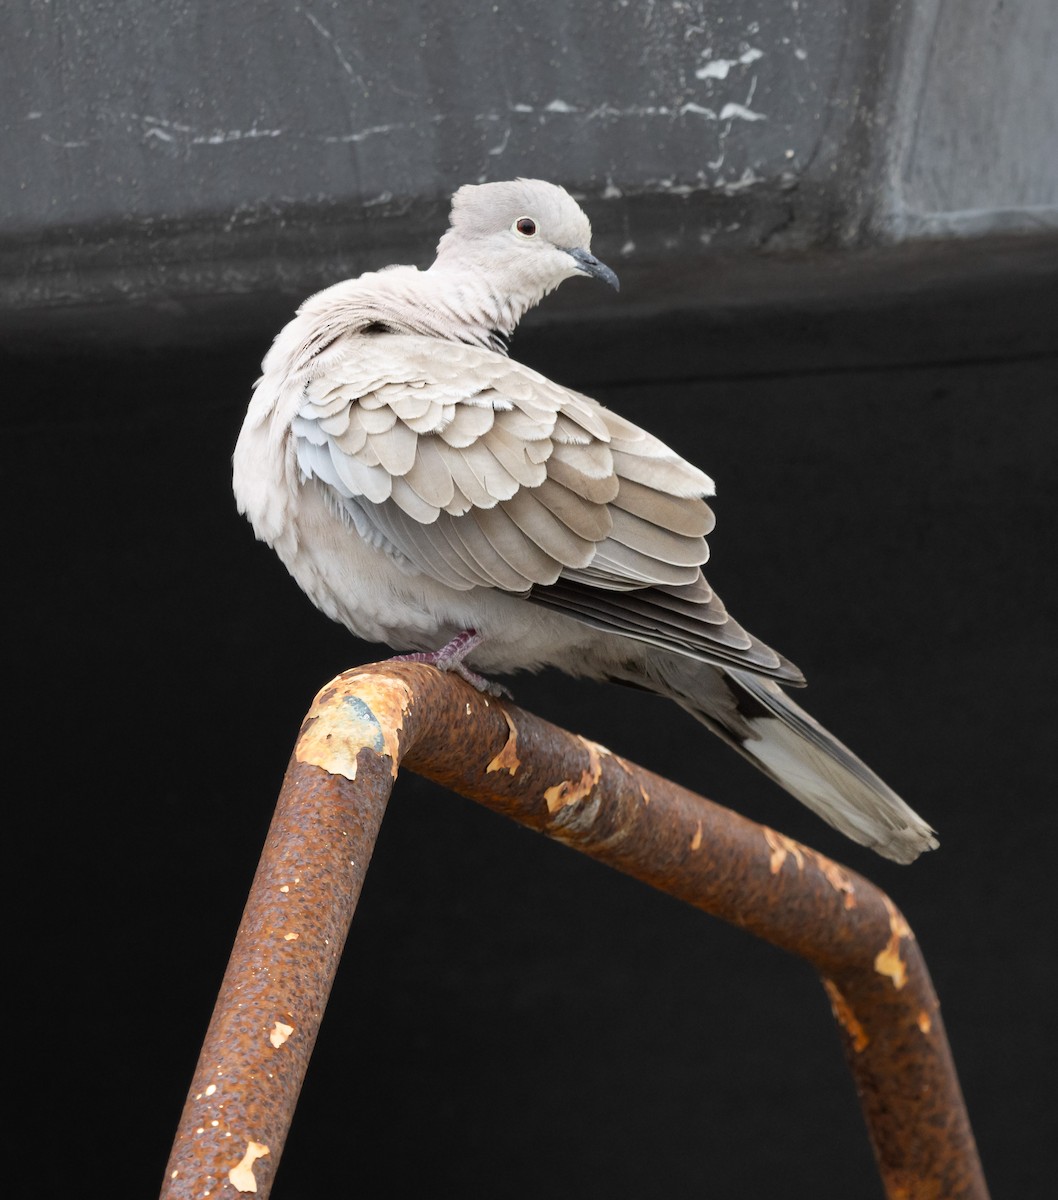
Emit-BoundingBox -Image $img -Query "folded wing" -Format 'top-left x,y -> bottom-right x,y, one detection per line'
291,332 -> 802,683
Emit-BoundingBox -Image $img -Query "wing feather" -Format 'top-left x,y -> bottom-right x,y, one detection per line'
374,497 -> 473,589
471,504 -> 564,584
532,477 -> 613,541
566,541 -> 701,587
615,477 -> 715,537
402,400 -> 449,434
317,407 -> 352,438
357,405 -> 398,435
303,388 -> 353,420
482,420 -> 549,489
611,448 -> 712,498
606,507 -> 707,567
457,438 -> 521,502
386,388 -> 435,422
401,437 -> 456,510
366,419 -> 418,476
328,440 -> 392,503
439,402 -> 496,448
500,489 -> 596,568
388,474 -> 440,524
443,445 -> 503,510
433,512 -> 531,591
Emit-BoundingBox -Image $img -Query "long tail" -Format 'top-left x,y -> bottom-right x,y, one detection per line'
632,654 -> 938,863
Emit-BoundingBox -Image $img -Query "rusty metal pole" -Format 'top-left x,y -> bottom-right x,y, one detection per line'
162,663 -> 988,1199
161,745 -> 395,1199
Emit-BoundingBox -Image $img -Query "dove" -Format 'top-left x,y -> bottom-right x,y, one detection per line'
233,178 -> 937,863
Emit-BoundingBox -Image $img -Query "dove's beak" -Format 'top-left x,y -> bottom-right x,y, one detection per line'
566,247 -> 620,292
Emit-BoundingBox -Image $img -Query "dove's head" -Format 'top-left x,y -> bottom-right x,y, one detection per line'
432,179 -> 619,306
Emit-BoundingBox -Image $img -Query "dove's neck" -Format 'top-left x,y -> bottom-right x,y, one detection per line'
422,262 -> 549,352
278,263 -> 550,375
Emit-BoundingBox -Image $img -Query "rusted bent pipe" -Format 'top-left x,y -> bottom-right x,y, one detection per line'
161,662 -> 988,1199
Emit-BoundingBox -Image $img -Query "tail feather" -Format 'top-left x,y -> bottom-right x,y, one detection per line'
634,655 -> 938,864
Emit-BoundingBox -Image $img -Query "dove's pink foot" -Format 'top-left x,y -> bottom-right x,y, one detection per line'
391,630 -> 510,697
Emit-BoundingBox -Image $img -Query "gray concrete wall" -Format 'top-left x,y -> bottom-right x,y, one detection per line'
881,0 -> 1058,237
3,0 -> 1056,347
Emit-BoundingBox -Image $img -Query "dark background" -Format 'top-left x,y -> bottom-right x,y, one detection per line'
9,274 -> 1056,1197
5,2 -> 1057,1197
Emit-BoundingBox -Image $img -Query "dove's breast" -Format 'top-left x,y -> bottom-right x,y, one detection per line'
236,412 -> 607,671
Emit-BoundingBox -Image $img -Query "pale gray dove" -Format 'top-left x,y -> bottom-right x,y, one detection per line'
233,178 -> 938,863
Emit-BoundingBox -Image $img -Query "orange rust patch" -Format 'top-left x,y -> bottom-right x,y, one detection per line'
690,821 -> 703,851
763,827 -> 806,875
890,1181 -> 943,1200
486,709 -> 521,776
874,895 -> 913,989
544,737 -> 603,813
917,1009 -> 932,1034
602,748 -> 650,803
229,1141 -> 269,1192
296,672 -> 412,780
822,978 -> 870,1052
814,854 -> 857,909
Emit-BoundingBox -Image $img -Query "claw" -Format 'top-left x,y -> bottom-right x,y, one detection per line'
391,630 -> 511,698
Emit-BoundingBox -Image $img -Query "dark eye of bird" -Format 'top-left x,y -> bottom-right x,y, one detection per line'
516,217 -> 537,236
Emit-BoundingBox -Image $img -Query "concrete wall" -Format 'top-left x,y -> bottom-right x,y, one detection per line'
3,0 -> 1056,346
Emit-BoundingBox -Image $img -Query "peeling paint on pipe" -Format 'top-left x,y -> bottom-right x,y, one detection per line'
161,662 -> 988,1199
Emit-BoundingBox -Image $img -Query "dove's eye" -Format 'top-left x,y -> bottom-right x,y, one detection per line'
513,217 -> 537,237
